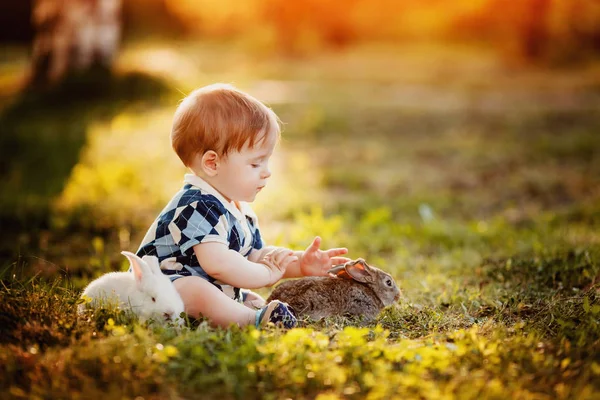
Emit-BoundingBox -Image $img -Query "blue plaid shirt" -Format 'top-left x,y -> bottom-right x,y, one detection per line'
135,174 -> 263,302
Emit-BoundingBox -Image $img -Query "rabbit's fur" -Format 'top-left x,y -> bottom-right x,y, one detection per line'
267,259 -> 401,320
78,251 -> 185,325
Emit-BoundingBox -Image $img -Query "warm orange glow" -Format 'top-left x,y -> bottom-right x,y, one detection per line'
154,0 -> 600,61
165,0 -> 262,36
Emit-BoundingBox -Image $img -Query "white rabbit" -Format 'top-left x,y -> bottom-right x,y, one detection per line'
78,251 -> 185,325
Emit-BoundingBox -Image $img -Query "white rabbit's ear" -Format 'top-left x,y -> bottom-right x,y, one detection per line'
142,255 -> 162,275
122,251 -> 149,285
345,259 -> 375,283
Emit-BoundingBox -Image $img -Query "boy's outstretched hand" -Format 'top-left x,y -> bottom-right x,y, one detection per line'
300,236 -> 351,277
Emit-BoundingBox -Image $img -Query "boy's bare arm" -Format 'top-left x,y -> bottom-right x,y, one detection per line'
194,243 -> 294,288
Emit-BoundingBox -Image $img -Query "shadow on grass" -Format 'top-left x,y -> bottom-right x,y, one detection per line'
484,248 -> 600,292
0,67 -> 174,264
481,247 -> 600,346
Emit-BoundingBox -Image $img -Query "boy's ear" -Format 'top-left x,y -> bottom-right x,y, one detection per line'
200,150 -> 219,176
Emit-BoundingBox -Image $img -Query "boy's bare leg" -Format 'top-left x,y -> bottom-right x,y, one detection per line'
243,290 -> 266,309
173,276 -> 256,328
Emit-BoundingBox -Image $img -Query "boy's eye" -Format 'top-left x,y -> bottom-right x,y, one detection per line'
251,164 -> 260,168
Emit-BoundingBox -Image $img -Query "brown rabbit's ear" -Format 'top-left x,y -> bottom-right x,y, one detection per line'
328,264 -> 353,280
344,259 -> 375,283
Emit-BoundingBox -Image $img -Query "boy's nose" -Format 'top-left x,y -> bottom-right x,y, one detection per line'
261,167 -> 271,179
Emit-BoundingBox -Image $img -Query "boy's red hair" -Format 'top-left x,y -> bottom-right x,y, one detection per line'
171,83 -> 281,167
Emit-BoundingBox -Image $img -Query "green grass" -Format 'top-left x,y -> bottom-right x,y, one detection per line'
1,41 -> 599,399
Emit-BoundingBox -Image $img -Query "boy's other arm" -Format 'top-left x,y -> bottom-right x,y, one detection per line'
248,246 -> 304,278
193,242 -> 291,288
248,237 -> 350,279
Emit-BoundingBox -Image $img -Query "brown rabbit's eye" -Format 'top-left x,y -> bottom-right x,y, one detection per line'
151,297 -> 156,302
386,279 -> 392,287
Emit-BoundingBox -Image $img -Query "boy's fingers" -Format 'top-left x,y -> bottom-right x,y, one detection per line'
308,236 -> 321,251
265,249 -> 280,259
264,249 -> 277,260
273,249 -> 293,265
259,259 -> 277,271
273,252 -> 286,266
261,249 -> 286,268
326,248 -> 348,257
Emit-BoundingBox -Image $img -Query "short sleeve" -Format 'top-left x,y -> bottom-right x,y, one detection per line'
169,198 -> 229,255
239,201 -> 263,250
252,226 -> 263,250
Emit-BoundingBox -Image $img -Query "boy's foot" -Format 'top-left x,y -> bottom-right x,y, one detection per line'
255,300 -> 297,329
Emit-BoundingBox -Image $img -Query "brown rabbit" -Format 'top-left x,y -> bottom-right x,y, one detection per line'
267,259 -> 401,320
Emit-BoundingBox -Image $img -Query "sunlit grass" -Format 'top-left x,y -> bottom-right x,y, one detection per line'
52,109 -> 185,230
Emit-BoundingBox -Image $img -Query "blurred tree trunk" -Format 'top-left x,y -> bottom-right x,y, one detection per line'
518,0 -> 551,61
30,0 -> 122,87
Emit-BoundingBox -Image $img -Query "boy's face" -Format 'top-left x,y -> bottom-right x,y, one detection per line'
214,130 -> 277,203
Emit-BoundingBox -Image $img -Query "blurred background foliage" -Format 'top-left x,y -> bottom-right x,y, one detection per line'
2,0 -> 600,62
